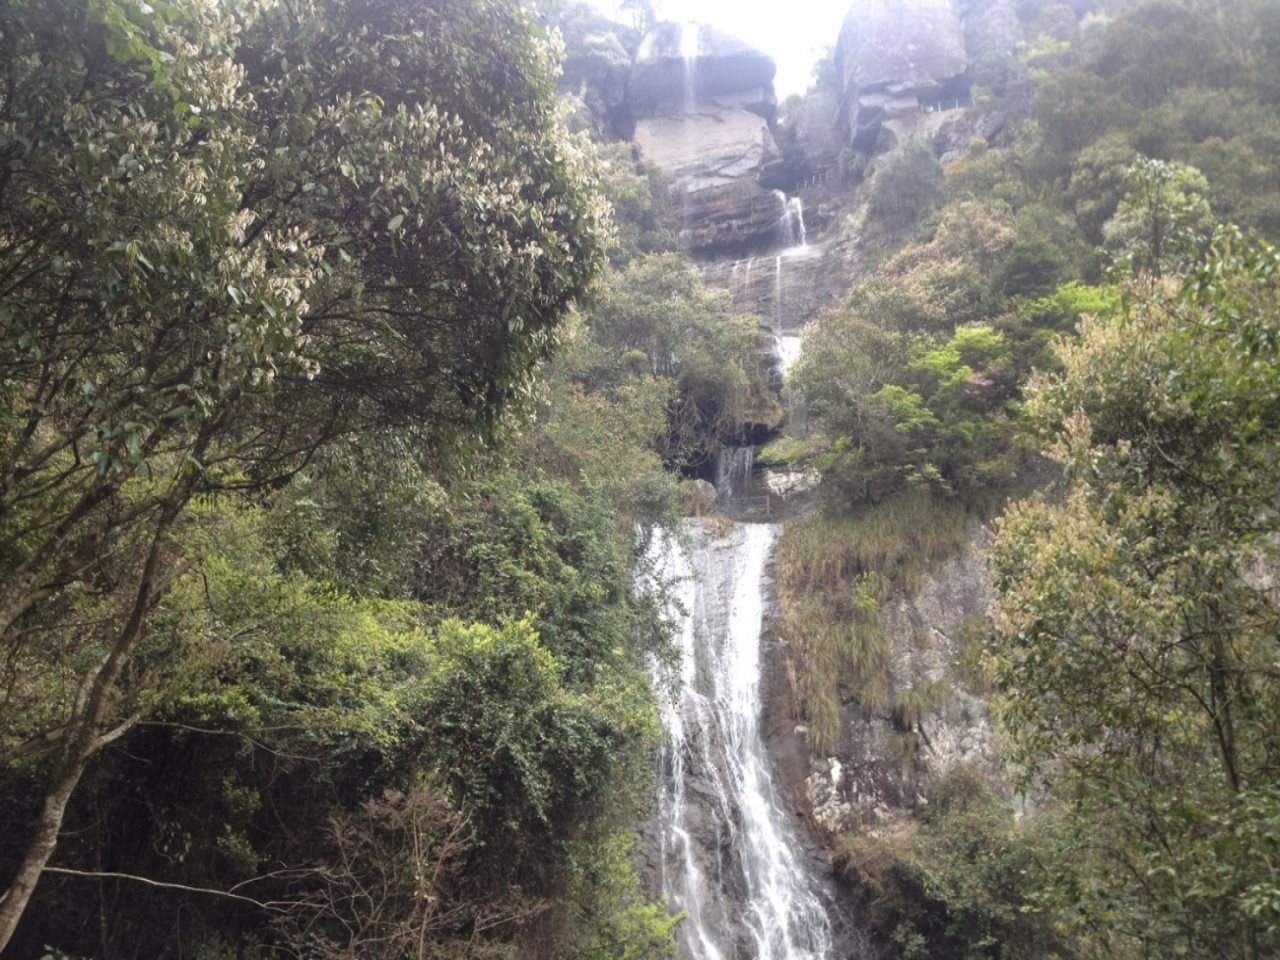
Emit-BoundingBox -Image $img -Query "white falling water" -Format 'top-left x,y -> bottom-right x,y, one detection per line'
651,522 -> 835,960
775,193 -> 807,251
681,20 -> 701,60
715,446 -> 755,500
776,334 -> 803,378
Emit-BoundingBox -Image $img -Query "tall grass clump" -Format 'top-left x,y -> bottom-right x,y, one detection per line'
775,490 -> 976,754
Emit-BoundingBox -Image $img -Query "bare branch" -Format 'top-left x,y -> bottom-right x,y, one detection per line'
41,866 -> 303,913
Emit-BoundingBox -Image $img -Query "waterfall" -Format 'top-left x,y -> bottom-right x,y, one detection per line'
680,23 -> 698,231
715,446 -> 755,500
651,522 -> 835,960
774,193 -> 807,250
681,20 -> 701,61
775,333 -> 803,378
773,255 -> 783,332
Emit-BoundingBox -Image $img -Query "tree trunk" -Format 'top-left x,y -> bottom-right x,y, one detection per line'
0,744 -> 93,950
0,501 -> 176,952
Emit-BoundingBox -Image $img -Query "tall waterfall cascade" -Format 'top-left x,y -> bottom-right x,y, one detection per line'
775,333 -> 803,378
650,523 -> 837,959
642,26 -> 853,957
700,195 -> 819,342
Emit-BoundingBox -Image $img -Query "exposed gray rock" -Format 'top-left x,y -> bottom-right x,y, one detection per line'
674,180 -> 787,257
699,237 -> 853,334
836,0 -> 1021,149
626,22 -> 787,256
633,107 -> 780,191
932,106 -> 1007,162
837,0 -> 969,147
629,21 -> 776,119
793,523 -> 1004,834
682,478 -> 720,515
838,0 -> 968,92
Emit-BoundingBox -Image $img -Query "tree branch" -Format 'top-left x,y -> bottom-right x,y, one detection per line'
40,866 -> 304,913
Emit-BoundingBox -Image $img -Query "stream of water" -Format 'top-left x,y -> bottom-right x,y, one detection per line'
651,34 -> 842,955
651,522 -> 835,959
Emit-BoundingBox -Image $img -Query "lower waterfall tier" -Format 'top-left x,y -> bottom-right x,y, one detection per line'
648,521 -> 846,959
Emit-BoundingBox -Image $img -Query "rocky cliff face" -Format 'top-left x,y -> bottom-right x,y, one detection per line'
627,22 -> 790,257
700,240 -> 848,338
836,0 -> 1019,149
629,22 -> 777,121
767,524 -> 1003,835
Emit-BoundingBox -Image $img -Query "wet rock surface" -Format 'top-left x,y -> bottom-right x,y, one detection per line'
629,21 -> 777,119
700,240 -> 845,335
646,523 -> 851,958
673,180 -> 788,256
626,22 -> 788,257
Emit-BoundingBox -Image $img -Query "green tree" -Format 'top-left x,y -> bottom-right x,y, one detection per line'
989,231 -> 1280,957
867,144 -> 946,234
835,767 -> 1068,960
0,0 -> 607,944
1031,69 -> 1132,166
583,253 -> 780,471
792,203 -> 1022,505
1064,133 -> 1138,243
1103,156 -> 1213,276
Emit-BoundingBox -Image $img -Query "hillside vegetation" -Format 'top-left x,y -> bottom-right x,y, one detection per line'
776,0 -> 1280,957
2,0 -> 1279,956
0,0 -> 769,955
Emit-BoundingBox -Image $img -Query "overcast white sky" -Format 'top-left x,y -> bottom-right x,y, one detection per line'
592,0 -> 853,98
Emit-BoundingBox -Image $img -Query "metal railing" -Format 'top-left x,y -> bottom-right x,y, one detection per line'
796,169 -> 832,191
918,97 -> 974,114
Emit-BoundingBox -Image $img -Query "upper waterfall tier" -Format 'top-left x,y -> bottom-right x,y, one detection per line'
628,21 -> 788,257
630,21 -> 777,119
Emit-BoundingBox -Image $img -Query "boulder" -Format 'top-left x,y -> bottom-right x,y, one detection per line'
833,0 -> 1025,149
836,0 -> 969,148
681,478 -> 719,515
629,21 -> 777,119
932,106 -> 1006,163
626,22 -> 785,256
633,107 -> 780,191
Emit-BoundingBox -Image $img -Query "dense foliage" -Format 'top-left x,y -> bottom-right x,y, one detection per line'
7,0 -> 1280,956
989,233 -> 1280,957
836,768 -> 1068,960
776,1 -> 1280,957
0,0 -> 725,955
